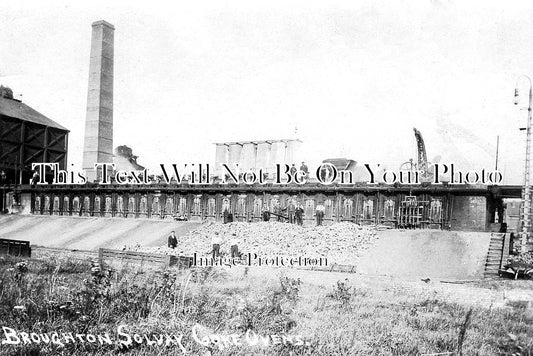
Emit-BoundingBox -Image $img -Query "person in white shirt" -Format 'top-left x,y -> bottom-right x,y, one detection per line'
211,232 -> 222,259
229,233 -> 240,258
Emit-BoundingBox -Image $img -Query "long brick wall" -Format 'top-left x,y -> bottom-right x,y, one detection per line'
9,184 -> 497,231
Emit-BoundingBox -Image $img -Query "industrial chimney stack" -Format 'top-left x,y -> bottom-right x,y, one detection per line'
82,20 -> 115,182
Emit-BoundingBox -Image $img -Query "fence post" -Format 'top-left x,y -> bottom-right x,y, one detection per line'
98,248 -> 104,266
165,255 -> 172,269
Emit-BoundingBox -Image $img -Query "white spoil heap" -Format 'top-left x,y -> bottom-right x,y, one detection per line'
134,221 -> 377,265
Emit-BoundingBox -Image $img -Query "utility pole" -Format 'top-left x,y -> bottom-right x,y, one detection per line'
0,170 -> 5,212
495,135 -> 499,171
514,75 -> 533,253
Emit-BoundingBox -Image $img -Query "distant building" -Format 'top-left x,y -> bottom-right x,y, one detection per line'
114,145 -> 145,171
214,139 -> 302,178
319,158 -> 383,183
0,86 -> 69,185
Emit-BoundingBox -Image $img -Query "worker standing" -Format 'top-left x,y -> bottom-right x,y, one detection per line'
287,200 -> 296,224
295,203 -> 304,226
315,202 -> 325,226
223,208 -> 234,224
290,164 -> 297,177
300,162 -> 308,178
262,203 -> 271,221
167,231 -> 178,249
230,233 -> 240,258
274,202 -> 283,222
211,232 -> 221,260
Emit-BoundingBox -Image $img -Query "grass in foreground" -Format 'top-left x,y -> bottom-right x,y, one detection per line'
0,255 -> 531,355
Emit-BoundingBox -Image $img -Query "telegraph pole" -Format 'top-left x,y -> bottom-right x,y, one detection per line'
514,75 -> 533,253
495,135 -> 499,171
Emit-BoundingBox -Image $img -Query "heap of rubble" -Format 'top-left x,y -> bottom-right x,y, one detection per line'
135,222 -> 377,265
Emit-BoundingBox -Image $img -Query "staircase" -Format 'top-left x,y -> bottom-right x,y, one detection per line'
483,233 -> 508,278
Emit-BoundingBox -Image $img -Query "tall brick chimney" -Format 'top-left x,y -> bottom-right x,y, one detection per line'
82,20 -> 114,182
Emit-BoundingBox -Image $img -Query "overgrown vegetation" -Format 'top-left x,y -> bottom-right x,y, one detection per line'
0,254 -> 532,355
508,251 -> 533,268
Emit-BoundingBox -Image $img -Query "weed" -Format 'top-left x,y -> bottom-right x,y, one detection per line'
278,276 -> 302,304
498,332 -> 532,356
0,254 -> 532,355
326,279 -> 352,307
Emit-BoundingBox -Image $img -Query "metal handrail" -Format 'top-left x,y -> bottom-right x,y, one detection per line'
499,233 -> 506,270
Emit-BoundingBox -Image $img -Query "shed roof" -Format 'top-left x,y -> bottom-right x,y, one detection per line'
0,97 -> 68,131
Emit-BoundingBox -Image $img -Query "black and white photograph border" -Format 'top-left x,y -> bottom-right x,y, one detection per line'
0,0 -> 532,355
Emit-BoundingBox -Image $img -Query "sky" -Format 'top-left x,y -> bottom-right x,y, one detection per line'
1,0 -> 533,183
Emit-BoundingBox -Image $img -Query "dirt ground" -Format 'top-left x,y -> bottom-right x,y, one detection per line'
0,215 -> 200,250
357,229 -> 491,280
0,217 -> 494,281
237,266 -> 533,310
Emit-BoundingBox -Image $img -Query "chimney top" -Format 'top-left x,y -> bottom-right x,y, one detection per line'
92,20 -> 115,30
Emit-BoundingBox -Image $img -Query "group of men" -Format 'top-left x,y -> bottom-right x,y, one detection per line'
167,207 -> 326,259
211,232 -> 240,260
289,161 -> 309,177
262,200 -> 325,226
168,230 -> 241,260
267,201 -> 305,225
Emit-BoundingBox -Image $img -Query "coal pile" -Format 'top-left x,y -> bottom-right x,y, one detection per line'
135,222 -> 377,265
